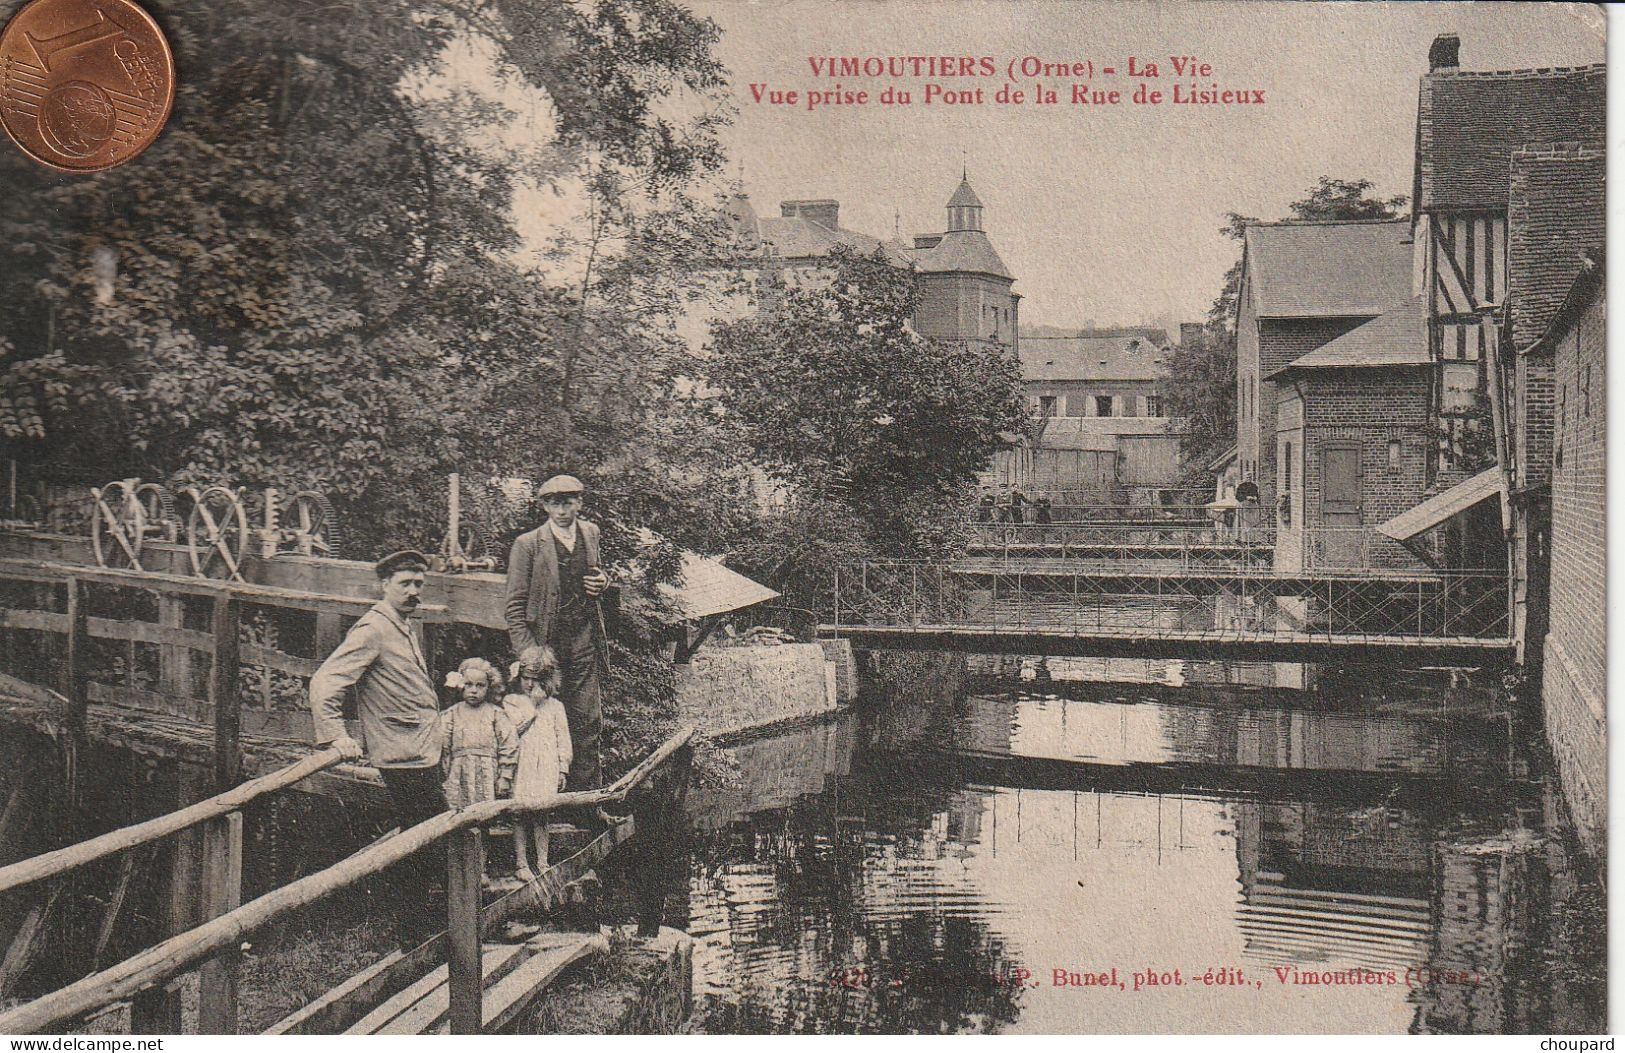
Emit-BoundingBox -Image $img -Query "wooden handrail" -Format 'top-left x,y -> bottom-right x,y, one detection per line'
0,727 -> 695,1035
0,749 -> 347,896
0,557 -> 450,617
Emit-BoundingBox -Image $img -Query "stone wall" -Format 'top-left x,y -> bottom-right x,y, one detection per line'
674,643 -> 839,739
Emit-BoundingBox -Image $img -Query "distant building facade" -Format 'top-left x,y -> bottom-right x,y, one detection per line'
989,327 -> 1183,498
729,175 -> 1020,353
1019,328 -> 1169,418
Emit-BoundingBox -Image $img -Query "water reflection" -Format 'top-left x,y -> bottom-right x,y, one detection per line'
679,656 -> 1603,1034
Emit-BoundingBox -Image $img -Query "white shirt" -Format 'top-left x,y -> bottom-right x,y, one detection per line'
548,519 -> 579,552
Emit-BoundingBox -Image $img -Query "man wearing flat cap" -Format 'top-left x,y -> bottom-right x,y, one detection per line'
309,549 -> 447,951
505,474 -> 609,789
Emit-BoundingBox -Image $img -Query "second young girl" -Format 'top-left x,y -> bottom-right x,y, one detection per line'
503,645 -> 572,882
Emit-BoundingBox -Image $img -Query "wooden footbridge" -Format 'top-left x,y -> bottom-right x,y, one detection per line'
966,520 -> 1273,567
0,728 -> 694,1035
819,556 -> 1515,664
0,526 -> 704,1033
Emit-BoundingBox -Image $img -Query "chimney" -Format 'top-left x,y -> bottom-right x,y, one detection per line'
1429,34 -> 1460,71
1179,322 -> 1204,347
780,199 -> 840,230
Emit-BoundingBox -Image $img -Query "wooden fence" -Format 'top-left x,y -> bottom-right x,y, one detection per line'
0,554 -> 466,783
0,728 -> 693,1035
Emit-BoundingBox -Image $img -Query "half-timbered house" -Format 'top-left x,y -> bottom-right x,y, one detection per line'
1408,34 -> 1604,482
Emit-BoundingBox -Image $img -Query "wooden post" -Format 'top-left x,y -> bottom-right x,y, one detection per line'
420,621 -> 438,683
133,764 -> 209,1034
446,828 -> 483,1035
62,578 -> 88,730
196,812 -> 243,1034
156,597 -> 194,717
210,595 -> 242,792
129,980 -> 182,1033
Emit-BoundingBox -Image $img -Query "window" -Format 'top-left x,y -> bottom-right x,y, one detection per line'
1095,395 -> 1115,417
1280,442 -> 1292,524
1038,395 -> 1057,416
1145,394 -> 1163,417
1557,384 -> 1567,468
1388,440 -> 1402,470
1583,362 -> 1592,418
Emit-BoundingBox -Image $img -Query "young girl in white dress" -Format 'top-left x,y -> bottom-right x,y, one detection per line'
503,645 -> 572,882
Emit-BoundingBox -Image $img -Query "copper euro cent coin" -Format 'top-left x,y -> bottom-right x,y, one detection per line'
0,0 -> 174,172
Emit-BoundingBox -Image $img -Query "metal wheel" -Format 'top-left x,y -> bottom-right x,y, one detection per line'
185,485 -> 250,580
282,491 -> 342,558
454,519 -> 495,564
134,483 -> 179,544
90,480 -> 145,570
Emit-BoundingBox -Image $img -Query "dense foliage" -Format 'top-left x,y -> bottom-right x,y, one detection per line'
0,0 -> 739,560
706,245 -> 1027,610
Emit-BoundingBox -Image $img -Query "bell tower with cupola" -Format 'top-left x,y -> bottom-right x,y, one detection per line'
911,172 -> 1019,352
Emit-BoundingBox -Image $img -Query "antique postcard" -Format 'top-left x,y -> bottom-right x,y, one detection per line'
0,0 -> 1607,1037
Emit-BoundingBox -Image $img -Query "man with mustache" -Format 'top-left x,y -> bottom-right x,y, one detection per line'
309,549 -> 448,951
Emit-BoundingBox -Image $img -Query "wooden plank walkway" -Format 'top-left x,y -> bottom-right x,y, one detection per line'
267,817 -> 633,1035
817,623 -> 1514,663
345,933 -> 605,1035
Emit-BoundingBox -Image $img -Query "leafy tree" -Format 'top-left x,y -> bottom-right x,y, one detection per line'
1161,326 -> 1238,471
1164,178 -> 1407,467
1287,177 -> 1409,222
0,0 -> 735,559
705,246 -> 1026,607
0,0 -> 757,776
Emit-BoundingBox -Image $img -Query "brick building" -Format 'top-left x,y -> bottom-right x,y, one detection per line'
1495,145 -> 1605,662
1271,296 -> 1432,570
1235,218 -> 1413,509
1537,253 -> 1605,860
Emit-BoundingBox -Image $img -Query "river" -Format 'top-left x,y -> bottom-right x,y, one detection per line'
675,652 -> 1605,1034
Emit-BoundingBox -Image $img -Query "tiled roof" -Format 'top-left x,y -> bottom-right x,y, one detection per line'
755,216 -> 914,266
1414,65 -> 1604,212
947,177 -> 984,209
1025,325 -> 1169,345
1020,335 -> 1169,381
1507,145 -> 1605,351
1242,219 -> 1413,319
911,229 -> 1013,279
1531,248 -> 1604,355
1272,296 -> 1429,375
